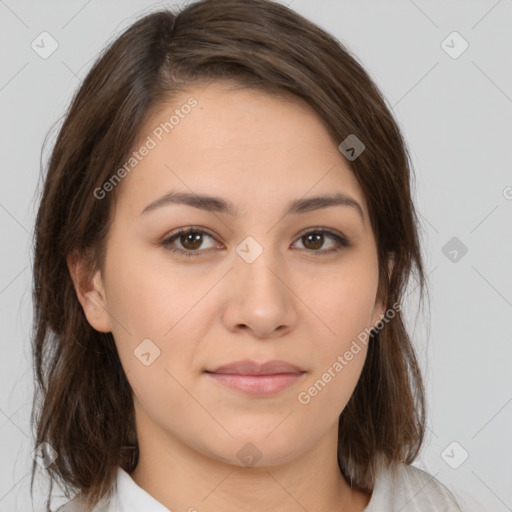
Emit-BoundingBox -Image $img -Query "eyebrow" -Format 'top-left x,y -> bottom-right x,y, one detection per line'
139,191 -> 364,221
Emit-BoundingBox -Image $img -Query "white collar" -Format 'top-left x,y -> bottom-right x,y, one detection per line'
90,462 -> 458,512
108,467 -> 170,512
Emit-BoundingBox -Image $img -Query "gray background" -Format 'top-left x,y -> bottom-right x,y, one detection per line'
1,0 -> 511,510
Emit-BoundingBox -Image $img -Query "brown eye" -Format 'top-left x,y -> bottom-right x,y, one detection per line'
302,233 -> 324,250
160,227 -> 350,258
293,229 -> 349,253
179,232 -> 203,251
161,228 -> 219,257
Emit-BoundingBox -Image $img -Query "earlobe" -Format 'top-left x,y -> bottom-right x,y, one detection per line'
371,252 -> 396,331
388,252 -> 395,279
66,251 -> 112,333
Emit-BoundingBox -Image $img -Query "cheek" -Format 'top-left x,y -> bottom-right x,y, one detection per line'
297,290 -> 371,425
126,364 -> 190,437
104,245 -> 207,339
306,261 -> 379,348
298,258 -> 377,409
295,344 -> 367,435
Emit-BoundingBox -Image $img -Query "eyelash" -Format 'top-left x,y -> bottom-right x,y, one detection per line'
159,226 -> 350,258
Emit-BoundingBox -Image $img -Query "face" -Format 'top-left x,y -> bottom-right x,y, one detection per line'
72,81 -> 386,469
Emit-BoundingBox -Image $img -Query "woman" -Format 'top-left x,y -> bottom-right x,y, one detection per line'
31,0 -> 465,510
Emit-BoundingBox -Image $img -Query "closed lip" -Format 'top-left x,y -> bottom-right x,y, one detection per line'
206,359 -> 305,375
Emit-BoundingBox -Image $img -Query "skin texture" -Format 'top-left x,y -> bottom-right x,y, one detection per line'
69,81 -> 390,511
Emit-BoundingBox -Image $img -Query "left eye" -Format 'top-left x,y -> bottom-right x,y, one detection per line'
293,230 -> 349,252
160,227 -> 349,257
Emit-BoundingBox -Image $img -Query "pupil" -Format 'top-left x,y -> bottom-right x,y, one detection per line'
183,232 -> 202,250
305,233 -> 323,249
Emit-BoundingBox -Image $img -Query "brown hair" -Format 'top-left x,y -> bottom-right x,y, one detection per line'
31,0 -> 428,510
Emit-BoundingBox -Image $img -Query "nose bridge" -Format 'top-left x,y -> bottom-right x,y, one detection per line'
235,234 -> 286,302
223,234 -> 297,337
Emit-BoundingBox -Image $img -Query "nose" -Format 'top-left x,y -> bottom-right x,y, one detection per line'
221,246 -> 298,339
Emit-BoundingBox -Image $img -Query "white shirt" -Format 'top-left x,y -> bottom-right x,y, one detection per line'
57,462 -> 464,511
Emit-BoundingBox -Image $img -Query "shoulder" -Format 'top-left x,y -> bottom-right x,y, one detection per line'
54,497 -> 81,512
53,469 -> 121,512
365,461 -> 464,511
55,494 -> 111,512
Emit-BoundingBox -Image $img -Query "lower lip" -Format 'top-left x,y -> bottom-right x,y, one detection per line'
206,372 -> 305,395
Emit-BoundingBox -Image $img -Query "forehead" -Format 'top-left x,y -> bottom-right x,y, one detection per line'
115,81 -> 368,219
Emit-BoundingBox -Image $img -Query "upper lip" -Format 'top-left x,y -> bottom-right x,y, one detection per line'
206,359 -> 305,375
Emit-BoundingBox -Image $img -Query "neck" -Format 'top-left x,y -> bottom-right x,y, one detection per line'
130,418 -> 370,512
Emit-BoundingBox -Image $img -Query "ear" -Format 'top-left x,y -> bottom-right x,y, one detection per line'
370,252 -> 395,330
66,250 -> 112,333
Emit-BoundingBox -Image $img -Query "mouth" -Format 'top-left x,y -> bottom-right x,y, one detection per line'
204,359 -> 306,395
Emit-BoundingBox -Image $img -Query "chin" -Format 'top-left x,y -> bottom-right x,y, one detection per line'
199,431 -> 305,469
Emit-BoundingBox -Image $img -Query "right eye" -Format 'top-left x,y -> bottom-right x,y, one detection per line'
160,227 -> 221,257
